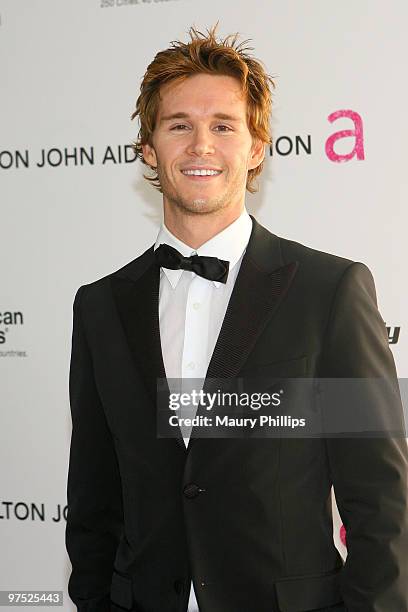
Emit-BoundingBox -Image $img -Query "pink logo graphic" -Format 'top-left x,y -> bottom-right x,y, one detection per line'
340,524 -> 347,547
326,110 -> 365,162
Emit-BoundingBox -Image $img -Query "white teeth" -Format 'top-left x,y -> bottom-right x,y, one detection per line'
182,169 -> 221,176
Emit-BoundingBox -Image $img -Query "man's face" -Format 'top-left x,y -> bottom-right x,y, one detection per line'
142,73 -> 265,217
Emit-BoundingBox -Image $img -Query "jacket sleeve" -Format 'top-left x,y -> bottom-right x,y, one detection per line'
320,262 -> 408,612
66,285 -> 124,612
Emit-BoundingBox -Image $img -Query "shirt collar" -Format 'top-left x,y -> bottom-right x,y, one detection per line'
153,208 -> 253,289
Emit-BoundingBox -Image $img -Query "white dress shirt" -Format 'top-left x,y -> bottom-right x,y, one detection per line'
153,207 -> 252,612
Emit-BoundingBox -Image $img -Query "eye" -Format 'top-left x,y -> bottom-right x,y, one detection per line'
169,124 -> 232,132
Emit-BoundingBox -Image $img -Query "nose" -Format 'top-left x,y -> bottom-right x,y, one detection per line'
186,125 -> 216,157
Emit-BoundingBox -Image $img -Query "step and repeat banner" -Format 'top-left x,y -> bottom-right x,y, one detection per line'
1,0 -> 406,609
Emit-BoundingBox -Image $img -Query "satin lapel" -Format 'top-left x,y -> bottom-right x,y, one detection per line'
188,216 -> 299,447
110,248 -> 186,451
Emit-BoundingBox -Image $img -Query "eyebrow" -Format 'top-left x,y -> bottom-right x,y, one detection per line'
159,112 -> 242,123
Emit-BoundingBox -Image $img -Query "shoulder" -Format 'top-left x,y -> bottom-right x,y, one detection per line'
251,215 -> 367,282
72,243 -> 155,306
246,215 -> 378,320
279,234 -> 353,273
277,233 -> 377,310
279,232 -> 375,291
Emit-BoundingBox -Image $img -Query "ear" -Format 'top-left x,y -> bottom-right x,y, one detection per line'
248,138 -> 265,170
142,142 -> 157,168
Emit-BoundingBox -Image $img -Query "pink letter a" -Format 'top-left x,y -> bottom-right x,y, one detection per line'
326,110 -> 365,162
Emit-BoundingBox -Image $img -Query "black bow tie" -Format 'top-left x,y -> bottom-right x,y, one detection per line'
154,243 -> 230,284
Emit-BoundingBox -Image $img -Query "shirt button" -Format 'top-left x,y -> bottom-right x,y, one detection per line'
193,302 -> 201,310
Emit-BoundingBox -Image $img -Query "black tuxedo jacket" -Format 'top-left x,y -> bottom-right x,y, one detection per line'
66,216 -> 408,612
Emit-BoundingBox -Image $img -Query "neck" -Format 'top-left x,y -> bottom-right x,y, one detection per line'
163,203 -> 245,250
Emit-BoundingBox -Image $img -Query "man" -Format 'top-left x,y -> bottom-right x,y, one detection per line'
66,24 -> 408,612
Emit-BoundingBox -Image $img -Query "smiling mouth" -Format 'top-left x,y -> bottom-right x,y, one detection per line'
180,170 -> 223,180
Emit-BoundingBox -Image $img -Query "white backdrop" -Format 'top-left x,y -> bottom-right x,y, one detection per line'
1,1 -> 406,609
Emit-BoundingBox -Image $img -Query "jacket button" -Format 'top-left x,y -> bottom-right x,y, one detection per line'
183,483 -> 201,499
